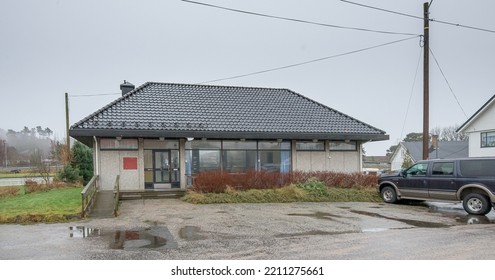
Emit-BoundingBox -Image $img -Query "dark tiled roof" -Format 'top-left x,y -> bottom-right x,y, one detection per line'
70,82 -> 388,141
402,141 -> 469,162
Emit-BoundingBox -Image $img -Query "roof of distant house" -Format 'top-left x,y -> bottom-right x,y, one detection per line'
70,82 -> 388,142
400,141 -> 469,162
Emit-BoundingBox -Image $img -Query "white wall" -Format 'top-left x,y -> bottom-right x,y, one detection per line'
467,131 -> 495,157
463,102 -> 495,157
99,150 -> 141,191
294,147 -> 361,172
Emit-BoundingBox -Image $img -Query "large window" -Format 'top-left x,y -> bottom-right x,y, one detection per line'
185,140 -> 291,176
481,131 -> 495,148
185,141 -> 221,174
258,141 -> 291,173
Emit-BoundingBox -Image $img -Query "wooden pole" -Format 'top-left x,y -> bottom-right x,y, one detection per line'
422,2 -> 430,160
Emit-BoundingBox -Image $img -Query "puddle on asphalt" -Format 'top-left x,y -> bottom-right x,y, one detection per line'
69,226 -> 178,249
350,210 -> 450,228
179,226 -> 207,241
288,211 -> 342,221
275,230 -> 360,238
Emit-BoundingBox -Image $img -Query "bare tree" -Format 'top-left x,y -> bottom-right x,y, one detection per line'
31,149 -> 51,185
430,125 -> 468,141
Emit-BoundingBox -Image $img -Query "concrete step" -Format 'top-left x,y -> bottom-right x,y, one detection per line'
119,189 -> 186,200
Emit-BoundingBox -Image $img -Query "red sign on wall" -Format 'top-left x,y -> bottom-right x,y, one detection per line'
123,157 -> 138,170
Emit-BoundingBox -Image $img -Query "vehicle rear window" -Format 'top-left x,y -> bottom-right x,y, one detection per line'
459,159 -> 495,177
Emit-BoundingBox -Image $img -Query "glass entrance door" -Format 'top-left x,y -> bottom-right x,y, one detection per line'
144,149 -> 180,189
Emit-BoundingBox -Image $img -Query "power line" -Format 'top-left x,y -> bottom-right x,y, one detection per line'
181,0 -> 419,36
340,0 -> 495,34
429,47 -> 468,119
340,0 -> 422,20
70,93 -> 121,97
400,49 -> 423,141
199,36 -> 420,84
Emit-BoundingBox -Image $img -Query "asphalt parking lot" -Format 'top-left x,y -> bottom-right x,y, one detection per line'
1,199 -> 495,260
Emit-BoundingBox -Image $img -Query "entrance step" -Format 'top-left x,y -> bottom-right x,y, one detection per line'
119,189 -> 186,200
87,190 -> 115,219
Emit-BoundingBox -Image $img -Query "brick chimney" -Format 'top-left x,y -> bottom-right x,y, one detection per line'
120,80 -> 135,96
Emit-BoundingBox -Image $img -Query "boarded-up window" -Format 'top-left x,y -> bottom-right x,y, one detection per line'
123,157 -> 138,170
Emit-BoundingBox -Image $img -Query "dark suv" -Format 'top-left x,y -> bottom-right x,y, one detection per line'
378,158 -> 495,215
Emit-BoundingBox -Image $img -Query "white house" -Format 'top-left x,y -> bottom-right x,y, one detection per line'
457,94 -> 495,157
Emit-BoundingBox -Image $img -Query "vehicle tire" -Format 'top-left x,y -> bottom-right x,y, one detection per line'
381,186 -> 397,203
462,193 -> 492,215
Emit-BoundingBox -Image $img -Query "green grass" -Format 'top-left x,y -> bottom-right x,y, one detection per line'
182,185 -> 382,204
0,187 -> 82,224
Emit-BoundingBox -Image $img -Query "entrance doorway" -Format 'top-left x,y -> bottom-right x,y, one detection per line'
145,149 -> 180,189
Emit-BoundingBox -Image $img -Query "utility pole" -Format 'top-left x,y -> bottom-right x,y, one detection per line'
422,2 -> 430,160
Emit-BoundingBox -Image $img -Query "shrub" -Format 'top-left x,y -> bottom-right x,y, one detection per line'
295,178 -> 329,197
56,164 -> 82,183
0,186 -> 20,198
191,170 -> 378,193
71,141 -> 93,185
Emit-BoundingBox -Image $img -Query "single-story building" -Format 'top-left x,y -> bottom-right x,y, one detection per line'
389,141 -> 468,170
69,81 -> 389,191
457,94 -> 495,157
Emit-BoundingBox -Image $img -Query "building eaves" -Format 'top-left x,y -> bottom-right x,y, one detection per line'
457,94 -> 495,133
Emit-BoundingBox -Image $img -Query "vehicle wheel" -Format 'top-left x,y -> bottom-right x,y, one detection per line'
463,193 -> 492,215
381,186 -> 397,203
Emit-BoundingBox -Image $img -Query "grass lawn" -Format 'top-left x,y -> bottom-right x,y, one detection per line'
0,187 -> 82,223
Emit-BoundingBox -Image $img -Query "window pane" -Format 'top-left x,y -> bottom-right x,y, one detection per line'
185,140 -> 221,149
405,163 -> 428,176
258,141 -> 290,150
329,141 -> 356,151
223,150 -> 257,173
222,140 -> 257,150
259,150 -> 291,173
481,131 -> 495,148
460,159 -> 495,177
187,150 -> 221,174
100,138 -> 138,150
296,141 -> 324,151
432,162 -> 454,176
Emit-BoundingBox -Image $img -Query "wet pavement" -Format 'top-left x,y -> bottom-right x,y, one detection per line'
1,200 -> 495,259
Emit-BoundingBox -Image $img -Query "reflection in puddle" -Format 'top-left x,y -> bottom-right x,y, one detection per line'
350,210 -> 450,228
275,230 -> 360,238
361,228 -> 389,233
425,203 -> 495,225
69,226 -> 100,238
288,211 -> 342,221
69,226 -> 177,249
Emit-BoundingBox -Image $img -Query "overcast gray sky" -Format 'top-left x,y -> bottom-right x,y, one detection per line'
1,0 -> 494,155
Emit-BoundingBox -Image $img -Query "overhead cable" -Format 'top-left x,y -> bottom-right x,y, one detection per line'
400,49 -> 423,140
429,48 -> 468,119
181,0 -> 419,36
199,36 -> 420,84
340,0 -> 495,34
